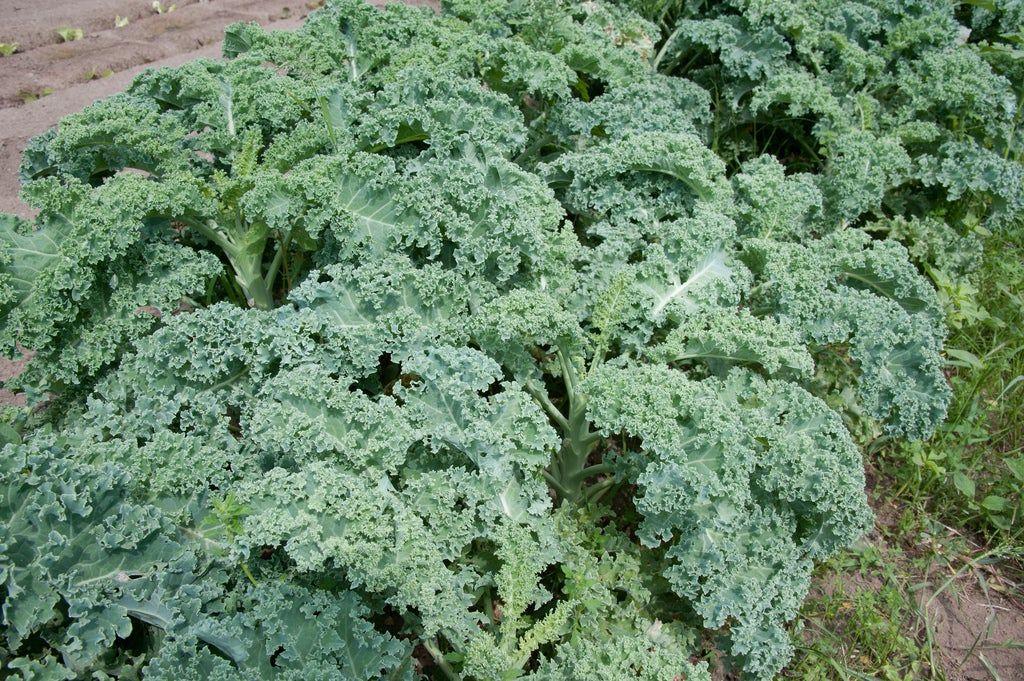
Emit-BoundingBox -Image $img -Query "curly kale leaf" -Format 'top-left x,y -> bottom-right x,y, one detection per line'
657,15 -> 791,80
1,431 -> 416,681
742,229 -> 950,438
143,584 -> 413,680
584,364 -> 873,679
0,178 -> 221,393
0,441 -> 215,674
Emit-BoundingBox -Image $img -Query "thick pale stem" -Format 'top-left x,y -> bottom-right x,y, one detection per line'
233,256 -> 274,309
525,381 -> 570,432
264,230 -> 292,292
526,347 -> 611,503
543,470 -> 573,499
583,478 -> 616,505
555,394 -> 601,500
652,25 -> 684,71
185,217 -> 274,310
575,462 -> 614,482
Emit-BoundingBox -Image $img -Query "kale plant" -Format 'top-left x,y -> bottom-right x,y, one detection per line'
629,0 -> 1024,274
1,0 -> 1009,678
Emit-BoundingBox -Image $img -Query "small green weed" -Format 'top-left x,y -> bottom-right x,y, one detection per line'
788,542 -> 938,681
18,87 -> 54,103
55,27 -> 84,42
84,67 -> 114,81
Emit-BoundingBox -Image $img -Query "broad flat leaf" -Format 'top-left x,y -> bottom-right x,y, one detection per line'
1006,457 -> 1024,482
981,495 -> 1007,512
952,471 -> 976,498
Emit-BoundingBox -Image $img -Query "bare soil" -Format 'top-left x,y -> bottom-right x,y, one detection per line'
923,583 -> 1024,681
879,494 -> 1024,680
0,355 -> 26,406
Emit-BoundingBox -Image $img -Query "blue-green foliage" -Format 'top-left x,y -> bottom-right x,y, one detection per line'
1,0 -> 1011,678
642,0 -> 1024,243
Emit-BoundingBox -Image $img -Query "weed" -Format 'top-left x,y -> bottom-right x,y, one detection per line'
55,27 -> 84,42
788,544 -> 936,681
84,67 -> 114,81
18,87 -> 54,104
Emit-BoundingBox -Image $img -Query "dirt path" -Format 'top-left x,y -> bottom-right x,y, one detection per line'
0,0 -> 436,216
